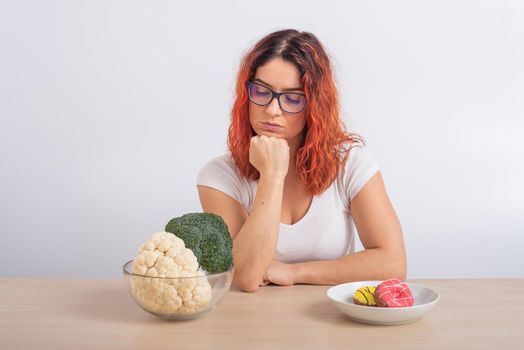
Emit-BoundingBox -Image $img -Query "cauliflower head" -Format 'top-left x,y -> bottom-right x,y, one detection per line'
131,231 -> 212,316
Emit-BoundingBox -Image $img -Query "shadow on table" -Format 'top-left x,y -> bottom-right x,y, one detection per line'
65,281 -> 186,325
305,300 -> 383,328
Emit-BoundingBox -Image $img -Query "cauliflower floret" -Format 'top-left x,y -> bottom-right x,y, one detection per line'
131,231 -> 212,316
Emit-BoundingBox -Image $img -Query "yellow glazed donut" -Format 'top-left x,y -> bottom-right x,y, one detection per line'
353,286 -> 377,306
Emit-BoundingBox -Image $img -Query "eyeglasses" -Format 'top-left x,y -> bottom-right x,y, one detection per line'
246,80 -> 307,114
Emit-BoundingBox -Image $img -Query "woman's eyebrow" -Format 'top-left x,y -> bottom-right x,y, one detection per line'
253,78 -> 303,92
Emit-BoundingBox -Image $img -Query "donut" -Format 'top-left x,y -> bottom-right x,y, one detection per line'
353,286 -> 377,306
374,279 -> 414,308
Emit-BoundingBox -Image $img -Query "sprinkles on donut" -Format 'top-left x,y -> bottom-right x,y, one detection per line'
353,286 -> 377,306
375,279 -> 414,308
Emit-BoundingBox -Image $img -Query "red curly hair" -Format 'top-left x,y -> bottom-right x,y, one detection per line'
228,29 -> 362,195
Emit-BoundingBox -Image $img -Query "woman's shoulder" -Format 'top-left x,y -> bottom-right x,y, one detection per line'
197,152 -> 241,182
336,141 -> 380,204
196,152 -> 255,209
200,152 -> 236,169
339,141 -> 377,169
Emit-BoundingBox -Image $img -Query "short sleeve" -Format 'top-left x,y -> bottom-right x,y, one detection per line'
338,145 -> 380,207
196,154 -> 252,209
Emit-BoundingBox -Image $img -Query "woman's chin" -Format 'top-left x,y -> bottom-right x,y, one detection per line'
257,130 -> 284,138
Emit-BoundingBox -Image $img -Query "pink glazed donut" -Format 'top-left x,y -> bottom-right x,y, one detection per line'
375,279 -> 415,308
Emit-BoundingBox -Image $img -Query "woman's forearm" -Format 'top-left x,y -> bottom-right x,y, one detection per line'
232,175 -> 284,291
293,248 -> 407,285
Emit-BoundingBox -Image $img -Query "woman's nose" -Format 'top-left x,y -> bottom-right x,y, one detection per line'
265,97 -> 283,116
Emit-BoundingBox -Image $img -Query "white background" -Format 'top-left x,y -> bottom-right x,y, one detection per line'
1,0 -> 523,279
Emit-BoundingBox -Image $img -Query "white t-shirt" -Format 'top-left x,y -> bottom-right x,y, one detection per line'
196,145 -> 379,263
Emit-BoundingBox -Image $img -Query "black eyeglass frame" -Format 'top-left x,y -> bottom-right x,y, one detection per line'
246,80 -> 307,114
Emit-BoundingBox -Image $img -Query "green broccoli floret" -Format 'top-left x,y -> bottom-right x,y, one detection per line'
165,213 -> 233,273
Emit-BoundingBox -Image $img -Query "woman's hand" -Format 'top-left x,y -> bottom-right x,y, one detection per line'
259,260 -> 296,287
249,135 -> 290,180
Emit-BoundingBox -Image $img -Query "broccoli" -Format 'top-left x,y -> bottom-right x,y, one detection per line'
165,213 -> 233,273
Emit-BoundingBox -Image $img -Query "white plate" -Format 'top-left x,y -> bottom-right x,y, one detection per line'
327,280 -> 440,325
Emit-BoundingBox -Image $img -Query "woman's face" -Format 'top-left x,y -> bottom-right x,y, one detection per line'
249,57 -> 307,150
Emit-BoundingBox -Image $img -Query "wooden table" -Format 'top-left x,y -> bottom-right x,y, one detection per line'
1,279 -> 523,349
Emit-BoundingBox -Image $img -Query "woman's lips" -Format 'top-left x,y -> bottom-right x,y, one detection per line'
261,122 -> 283,132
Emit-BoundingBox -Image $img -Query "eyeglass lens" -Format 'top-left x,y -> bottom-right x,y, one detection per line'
248,82 -> 306,114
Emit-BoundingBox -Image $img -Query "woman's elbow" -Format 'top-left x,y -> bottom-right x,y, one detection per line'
386,254 -> 407,281
393,266 -> 407,281
233,273 -> 261,293
374,248 -> 407,281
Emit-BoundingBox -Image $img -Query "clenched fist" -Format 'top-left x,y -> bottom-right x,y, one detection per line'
249,135 -> 290,180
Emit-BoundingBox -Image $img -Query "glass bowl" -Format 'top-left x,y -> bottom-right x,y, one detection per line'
123,259 -> 234,320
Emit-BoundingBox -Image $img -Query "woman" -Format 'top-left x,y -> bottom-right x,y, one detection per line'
197,29 -> 407,292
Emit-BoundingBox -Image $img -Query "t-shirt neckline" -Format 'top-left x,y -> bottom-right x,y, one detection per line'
279,195 -> 317,228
